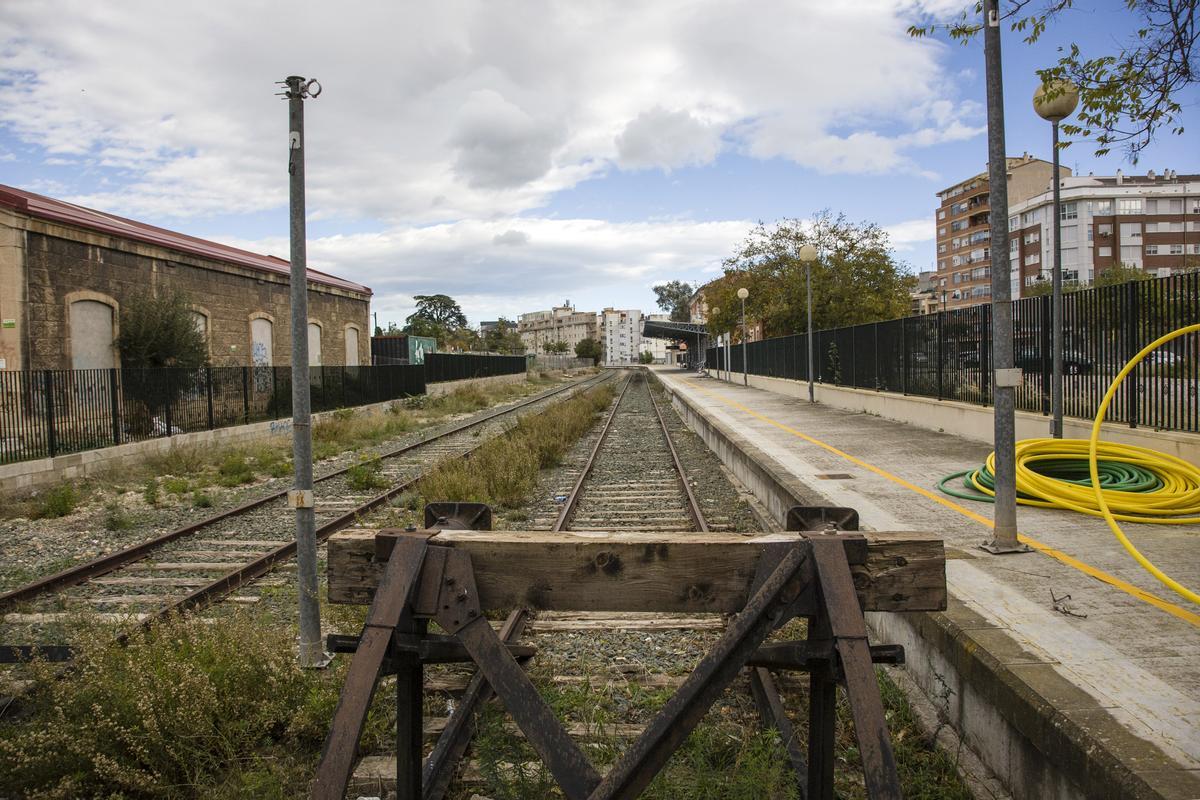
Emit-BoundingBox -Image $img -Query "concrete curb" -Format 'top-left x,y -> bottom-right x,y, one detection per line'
653,369 -> 1200,800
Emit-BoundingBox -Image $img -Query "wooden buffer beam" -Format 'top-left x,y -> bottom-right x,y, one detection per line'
314,507 -> 946,800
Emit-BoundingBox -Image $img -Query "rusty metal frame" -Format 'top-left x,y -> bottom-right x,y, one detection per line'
312,529 -> 906,800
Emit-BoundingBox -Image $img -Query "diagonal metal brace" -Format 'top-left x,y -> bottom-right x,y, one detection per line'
589,542 -> 810,800
312,536 -> 430,800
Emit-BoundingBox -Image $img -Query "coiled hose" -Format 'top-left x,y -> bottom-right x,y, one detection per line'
939,323 -> 1200,605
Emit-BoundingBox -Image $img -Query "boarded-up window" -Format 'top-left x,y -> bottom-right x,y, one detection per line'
308,323 -> 322,366
345,327 -> 360,366
70,300 -> 114,370
251,317 -> 273,366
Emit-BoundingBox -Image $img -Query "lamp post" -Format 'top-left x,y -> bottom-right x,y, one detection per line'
737,287 -> 749,386
798,244 -> 817,402
1034,79 -> 1079,440
711,306 -> 721,379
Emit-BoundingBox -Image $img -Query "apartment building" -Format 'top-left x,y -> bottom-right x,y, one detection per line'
642,313 -> 674,363
935,154 -> 1067,309
600,308 -> 643,365
1006,170 -> 1200,297
517,302 -> 598,353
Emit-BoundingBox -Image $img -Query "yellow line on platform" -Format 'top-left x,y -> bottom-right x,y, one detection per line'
685,379 -> 1200,628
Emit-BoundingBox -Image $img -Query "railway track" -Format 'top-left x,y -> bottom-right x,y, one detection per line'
0,371 -> 614,655
402,369 -> 805,800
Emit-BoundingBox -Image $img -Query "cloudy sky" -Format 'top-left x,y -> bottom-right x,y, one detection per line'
1,1 -> 1194,328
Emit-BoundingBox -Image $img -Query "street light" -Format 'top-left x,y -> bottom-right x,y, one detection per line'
711,306 -> 721,380
737,287 -> 749,386
1034,79 -> 1079,440
798,244 -> 818,402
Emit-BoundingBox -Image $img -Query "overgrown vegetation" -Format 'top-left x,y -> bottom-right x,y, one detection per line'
418,383 -> 615,510
30,484 -> 79,519
345,455 -> 387,492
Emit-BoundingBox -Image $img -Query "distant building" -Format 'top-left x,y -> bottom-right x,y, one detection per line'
478,320 -> 500,334
935,154 -> 1066,310
643,314 -> 674,363
0,184 -> 371,372
600,308 -> 643,365
910,270 -> 941,315
687,286 -> 711,323
1007,169 -> 1200,297
517,302 -> 598,354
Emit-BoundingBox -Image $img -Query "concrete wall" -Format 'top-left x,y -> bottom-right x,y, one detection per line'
654,369 -> 1196,800
0,372 -> 528,494
3,212 -> 370,371
722,372 -> 1200,466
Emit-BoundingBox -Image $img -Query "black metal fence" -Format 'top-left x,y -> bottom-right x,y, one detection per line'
707,271 -> 1200,433
0,364 -> 426,465
423,353 -> 528,383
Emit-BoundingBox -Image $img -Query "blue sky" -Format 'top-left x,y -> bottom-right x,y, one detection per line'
1,1 -> 1195,328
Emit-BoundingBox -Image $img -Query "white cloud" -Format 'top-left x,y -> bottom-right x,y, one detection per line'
0,0 -> 979,223
884,218 -> 935,251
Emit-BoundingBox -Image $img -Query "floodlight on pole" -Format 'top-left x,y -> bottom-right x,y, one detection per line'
799,244 -> 818,402
737,287 -> 749,386
1034,79 -> 1079,440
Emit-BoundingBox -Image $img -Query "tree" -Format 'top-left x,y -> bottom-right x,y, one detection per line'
638,350 -> 655,364
652,280 -> 694,322
908,1 -> 1197,161
117,289 -> 208,370
116,288 -> 208,434
544,340 -> 569,354
575,337 -> 602,365
1094,262 -> 1152,287
404,294 -> 469,343
709,211 -> 915,341
483,318 -> 526,354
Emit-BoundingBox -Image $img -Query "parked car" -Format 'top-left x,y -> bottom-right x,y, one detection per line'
1015,348 -> 1093,375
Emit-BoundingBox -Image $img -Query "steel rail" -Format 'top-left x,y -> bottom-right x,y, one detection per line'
551,372 -> 633,531
0,372 -> 611,610
646,377 -> 709,533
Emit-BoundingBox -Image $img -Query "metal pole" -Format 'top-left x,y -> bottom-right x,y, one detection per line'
1050,119 -> 1064,438
980,3 -> 1027,554
284,75 -> 328,665
741,298 -> 748,386
806,258 -> 815,402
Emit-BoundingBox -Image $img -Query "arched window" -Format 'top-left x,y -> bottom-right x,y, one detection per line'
344,325 -> 360,367
308,321 -> 322,366
69,298 -> 116,370
250,316 -> 273,366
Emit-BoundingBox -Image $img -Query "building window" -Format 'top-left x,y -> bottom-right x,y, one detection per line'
1098,223 -> 1113,236
1120,245 -> 1141,263
1191,244 -> 1200,254
1094,200 -> 1113,214
938,227 -> 947,236
1117,198 -> 1143,215
1024,232 -> 1040,244
1024,253 -> 1040,265
1060,202 -> 1078,221
1009,215 -> 1019,230
344,325 -> 360,367
1119,222 -> 1142,239
68,298 -> 117,370
1145,245 -> 1159,255
1099,246 -> 1112,257
1060,225 -> 1078,243
938,209 -> 946,220
937,243 -> 947,253
1087,224 -> 1093,242
1009,239 -> 1019,254
1169,244 -> 1184,255
1148,198 -> 1183,214
250,315 -> 273,366
950,219 -> 968,232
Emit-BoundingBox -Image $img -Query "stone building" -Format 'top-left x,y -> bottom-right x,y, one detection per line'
0,184 -> 371,372
517,302 -> 599,354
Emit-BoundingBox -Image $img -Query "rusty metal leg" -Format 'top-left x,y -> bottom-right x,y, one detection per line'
748,666 -> 807,794
811,538 -> 901,800
422,609 -> 529,800
312,537 -> 429,800
453,614 -> 601,800
590,543 -> 810,800
807,614 -> 836,800
396,617 -> 426,800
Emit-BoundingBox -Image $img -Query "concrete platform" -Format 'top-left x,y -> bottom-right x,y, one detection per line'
653,366 -> 1200,800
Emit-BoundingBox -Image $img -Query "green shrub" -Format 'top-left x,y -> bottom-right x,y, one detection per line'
162,477 -> 190,495
142,479 -> 161,507
102,502 -> 133,531
345,455 -> 387,492
216,453 -> 256,487
192,491 -> 214,509
32,485 -> 79,519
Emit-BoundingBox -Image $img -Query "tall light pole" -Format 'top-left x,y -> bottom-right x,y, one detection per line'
282,74 -> 329,665
799,244 -> 817,402
711,306 -> 721,379
737,287 -> 749,386
1034,79 -> 1079,440
980,1 -> 1028,554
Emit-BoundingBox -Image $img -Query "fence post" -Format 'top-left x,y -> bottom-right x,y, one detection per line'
937,312 -> 945,400
109,368 -> 121,446
1126,280 -> 1140,428
164,370 -> 174,437
1040,294 -> 1051,416
242,367 -> 250,424
205,367 -> 215,430
43,370 -> 57,458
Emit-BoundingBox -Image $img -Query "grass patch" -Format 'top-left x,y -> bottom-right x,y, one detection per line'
30,484 -> 80,519
162,476 -> 191,495
216,453 -> 256,487
102,502 -> 133,531
418,383 -> 615,510
192,490 -> 214,509
345,455 -> 387,492
142,478 -> 162,507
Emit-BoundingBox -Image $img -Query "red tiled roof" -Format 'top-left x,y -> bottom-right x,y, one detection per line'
0,184 -> 371,296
